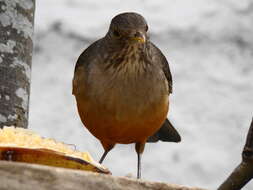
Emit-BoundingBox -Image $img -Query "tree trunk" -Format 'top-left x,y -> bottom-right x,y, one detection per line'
0,0 -> 35,128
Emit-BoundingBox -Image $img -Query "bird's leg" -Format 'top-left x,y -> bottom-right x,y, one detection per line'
135,142 -> 146,179
99,150 -> 109,164
99,141 -> 115,164
137,152 -> 142,179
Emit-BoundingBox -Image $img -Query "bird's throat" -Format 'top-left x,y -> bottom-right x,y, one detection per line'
104,42 -> 148,72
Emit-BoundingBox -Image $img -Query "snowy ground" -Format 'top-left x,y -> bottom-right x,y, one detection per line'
30,0 -> 253,189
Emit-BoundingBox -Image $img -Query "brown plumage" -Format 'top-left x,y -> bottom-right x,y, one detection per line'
72,12 -> 181,178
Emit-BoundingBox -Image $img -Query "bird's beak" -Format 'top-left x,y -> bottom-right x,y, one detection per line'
130,32 -> 146,43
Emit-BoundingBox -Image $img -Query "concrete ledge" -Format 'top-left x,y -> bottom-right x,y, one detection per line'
0,161 -> 207,190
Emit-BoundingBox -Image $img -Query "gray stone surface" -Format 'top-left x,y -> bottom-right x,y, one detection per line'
0,161 -> 206,190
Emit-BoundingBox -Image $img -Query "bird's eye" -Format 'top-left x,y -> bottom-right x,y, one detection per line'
113,30 -> 120,37
145,25 -> 148,32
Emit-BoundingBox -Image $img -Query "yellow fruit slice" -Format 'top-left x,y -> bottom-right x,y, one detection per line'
0,127 -> 110,174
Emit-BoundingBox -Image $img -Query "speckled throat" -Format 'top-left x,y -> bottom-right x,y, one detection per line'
102,40 -> 151,75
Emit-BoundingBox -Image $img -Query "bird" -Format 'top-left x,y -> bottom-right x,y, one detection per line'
72,12 -> 181,179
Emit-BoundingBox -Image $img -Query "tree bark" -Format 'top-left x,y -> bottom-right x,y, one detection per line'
218,118 -> 253,190
0,0 -> 35,128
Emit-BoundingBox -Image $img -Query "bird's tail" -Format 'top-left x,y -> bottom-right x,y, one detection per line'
147,119 -> 181,143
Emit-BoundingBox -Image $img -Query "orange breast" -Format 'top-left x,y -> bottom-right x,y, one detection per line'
75,94 -> 169,144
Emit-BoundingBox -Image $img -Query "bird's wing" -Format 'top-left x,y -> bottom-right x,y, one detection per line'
149,42 -> 173,94
147,43 -> 179,143
72,39 -> 101,95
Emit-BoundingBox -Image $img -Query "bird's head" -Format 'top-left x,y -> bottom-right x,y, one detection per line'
106,12 -> 149,46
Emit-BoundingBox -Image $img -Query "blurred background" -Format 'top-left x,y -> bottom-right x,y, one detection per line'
30,0 -> 253,189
